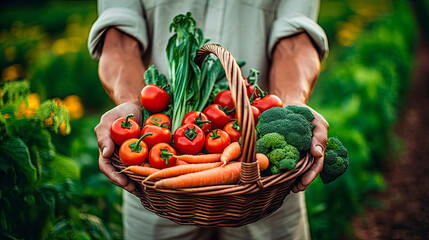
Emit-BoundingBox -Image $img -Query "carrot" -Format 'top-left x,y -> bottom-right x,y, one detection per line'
173,153 -> 221,164
142,162 -> 222,183
256,153 -> 269,171
154,161 -> 241,189
236,154 -> 269,171
175,159 -> 189,165
142,162 -> 151,167
119,165 -> 159,176
220,142 -> 241,166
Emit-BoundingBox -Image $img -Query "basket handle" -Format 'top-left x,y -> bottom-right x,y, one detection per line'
195,44 -> 256,165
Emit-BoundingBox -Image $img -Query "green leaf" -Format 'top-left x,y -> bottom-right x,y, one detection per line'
50,153 -> 81,181
144,65 -> 168,88
196,56 -> 219,112
0,81 -> 30,110
0,137 -> 37,183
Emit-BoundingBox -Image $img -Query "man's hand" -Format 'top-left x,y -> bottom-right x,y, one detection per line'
287,103 -> 328,193
95,103 -> 142,193
269,32 -> 328,192
95,28 -> 146,193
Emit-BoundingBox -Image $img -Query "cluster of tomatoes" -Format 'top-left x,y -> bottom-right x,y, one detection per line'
111,79 -> 283,170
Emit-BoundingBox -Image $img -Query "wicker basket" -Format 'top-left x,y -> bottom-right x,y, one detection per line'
111,44 -> 314,227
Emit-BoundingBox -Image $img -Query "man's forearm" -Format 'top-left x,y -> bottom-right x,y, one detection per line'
269,32 -> 320,104
99,28 -> 146,105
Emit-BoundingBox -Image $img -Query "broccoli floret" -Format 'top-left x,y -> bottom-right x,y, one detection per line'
257,107 -> 293,126
261,132 -> 287,149
258,115 -> 313,152
256,137 -> 270,155
284,105 -> 315,122
279,158 -> 297,171
320,137 -> 349,184
267,146 -> 300,174
256,132 -> 287,155
256,106 -> 314,152
255,132 -> 300,175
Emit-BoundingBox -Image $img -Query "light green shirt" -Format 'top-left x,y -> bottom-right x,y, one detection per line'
88,0 -> 328,87
88,1 -> 327,239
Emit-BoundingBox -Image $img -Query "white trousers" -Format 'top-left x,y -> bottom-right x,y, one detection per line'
123,190 -> 310,240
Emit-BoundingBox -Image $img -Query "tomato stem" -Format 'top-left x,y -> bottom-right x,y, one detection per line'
254,85 -> 266,98
121,114 -> 134,129
130,133 -> 153,152
194,113 -> 211,126
247,68 -> 259,85
249,88 -> 257,104
184,126 -> 198,141
209,129 -> 221,139
232,120 -> 240,132
160,148 -> 173,165
218,105 -> 235,114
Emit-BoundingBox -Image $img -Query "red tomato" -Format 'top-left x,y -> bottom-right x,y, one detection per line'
243,77 -> 259,99
252,95 -> 283,113
140,84 -> 170,112
182,111 -> 212,133
119,134 -> 150,165
251,106 -> 261,125
203,104 -> 233,129
173,124 -> 205,155
110,114 -> 140,146
144,113 -> 171,129
140,125 -> 172,149
205,129 -> 231,153
214,90 -> 235,112
148,143 -> 177,169
233,106 -> 261,125
223,120 -> 241,142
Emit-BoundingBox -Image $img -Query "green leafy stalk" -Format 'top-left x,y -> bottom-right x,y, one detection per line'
166,12 -> 208,132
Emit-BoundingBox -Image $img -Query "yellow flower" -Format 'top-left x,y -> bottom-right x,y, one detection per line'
2,64 -> 25,81
24,93 -> 40,118
14,94 -> 40,119
44,116 -> 54,126
28,93 -> 40,110
59,121 -> 70,136
52,98 -> 63,106
15,102 -> 27,119
63,95 -> 84,120
52,38 -> 69,56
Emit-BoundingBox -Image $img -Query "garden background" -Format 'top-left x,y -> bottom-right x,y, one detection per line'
1,0 -> 428,239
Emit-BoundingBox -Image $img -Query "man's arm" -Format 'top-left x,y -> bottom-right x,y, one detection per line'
94,28 -> 147,193
99,28 -> 146,105
269,32 -> 329,192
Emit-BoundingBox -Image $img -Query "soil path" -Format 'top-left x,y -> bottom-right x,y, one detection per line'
351,14 -> 429,240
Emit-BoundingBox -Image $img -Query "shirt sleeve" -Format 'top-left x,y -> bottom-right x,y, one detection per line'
268,0 -> 328,61
87,0 -> 149,60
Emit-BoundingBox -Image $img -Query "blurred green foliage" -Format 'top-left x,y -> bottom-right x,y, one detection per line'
0,1 -> 113,111
0,0 -> 420,239
307,1 -> 416,239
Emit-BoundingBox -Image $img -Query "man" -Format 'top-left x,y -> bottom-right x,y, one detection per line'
89,1 -> 329,239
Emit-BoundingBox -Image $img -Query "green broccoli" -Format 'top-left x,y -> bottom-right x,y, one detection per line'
256,132 -> 285,154
255,132 -> 300,174
267,146 -> 300,173
320,137 -> 349,184
256,107 -> 314,152
284,105 -> 315,122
